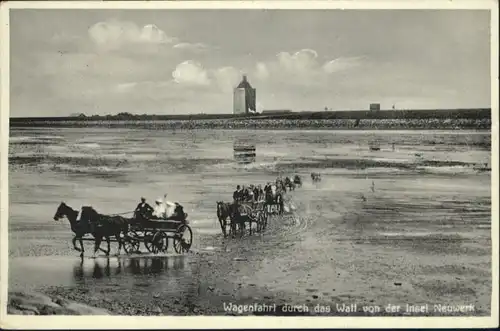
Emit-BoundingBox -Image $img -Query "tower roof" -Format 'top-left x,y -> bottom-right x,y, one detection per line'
237,75 -> 253,89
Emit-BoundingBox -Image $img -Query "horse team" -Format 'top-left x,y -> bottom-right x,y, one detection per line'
216,174 -> 304,238
53,203 -> 130,258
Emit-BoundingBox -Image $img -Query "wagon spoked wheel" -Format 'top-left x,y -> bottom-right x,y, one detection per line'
151,231 -> 168,254
123,235 -> 140,255
143,230 -> 156,252
173,224 -> 193,254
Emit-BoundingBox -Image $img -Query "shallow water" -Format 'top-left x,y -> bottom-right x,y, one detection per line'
8,128 -> 492,314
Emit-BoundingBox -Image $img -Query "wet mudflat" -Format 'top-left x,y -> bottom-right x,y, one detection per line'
8,128 -> 491,315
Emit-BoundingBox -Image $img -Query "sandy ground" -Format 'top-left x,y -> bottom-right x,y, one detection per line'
8,172 -> 491,316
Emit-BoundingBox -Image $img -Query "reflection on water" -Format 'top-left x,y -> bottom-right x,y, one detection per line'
73,256 -> 186,281
233,137 -> 257,164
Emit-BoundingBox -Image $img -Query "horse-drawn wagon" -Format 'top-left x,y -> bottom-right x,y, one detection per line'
122,218 -> 193,255
265,190 -> 284,215
217,200 -> 268,238
53,202 -> 193,258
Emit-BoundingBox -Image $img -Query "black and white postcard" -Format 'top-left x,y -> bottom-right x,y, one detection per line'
1,0 -> 498,329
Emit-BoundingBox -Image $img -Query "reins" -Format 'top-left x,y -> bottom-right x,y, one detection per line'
109,211 -> 134,216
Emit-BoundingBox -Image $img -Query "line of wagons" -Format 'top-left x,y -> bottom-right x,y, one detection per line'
54,197 -> 285,258
54,174 -> 316,257
122,187 -> 290,253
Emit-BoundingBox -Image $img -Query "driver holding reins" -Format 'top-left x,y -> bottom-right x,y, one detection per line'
135,197 -> 154,220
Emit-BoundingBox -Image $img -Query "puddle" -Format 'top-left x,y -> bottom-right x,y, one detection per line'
9,255 -> 192,291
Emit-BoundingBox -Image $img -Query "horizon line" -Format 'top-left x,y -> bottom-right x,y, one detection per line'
8,107 -> 493,119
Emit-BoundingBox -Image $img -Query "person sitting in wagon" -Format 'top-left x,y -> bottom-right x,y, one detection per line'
165,202 -> 188,223
152,194 -> 178,220
233,185 -> 242,202
152,198 -> 166,220
135,197 -> 154,220
248,189 -> 255,203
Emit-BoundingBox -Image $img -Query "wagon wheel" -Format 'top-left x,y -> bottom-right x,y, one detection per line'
123,234 -> 140,254
173,224 -> 193,254
150,231 -> 168,254
143,230 -> 156,252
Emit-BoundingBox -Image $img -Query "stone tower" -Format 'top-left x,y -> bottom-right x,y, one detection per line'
233,75 -> 256,115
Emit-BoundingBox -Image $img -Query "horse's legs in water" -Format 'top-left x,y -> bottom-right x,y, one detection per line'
224,217 -> 230,237
72,236 -> 81,251
230,219 -> 236,238
218,217 -> 226,237
93,235 -> 102,258
239,219 -> 244,238
115,231 -> 123,256
98,236 -> 110,255
79,237 -> 85,258
105,236 -> 111,256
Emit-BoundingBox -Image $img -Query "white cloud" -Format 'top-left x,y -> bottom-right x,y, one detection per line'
252,49 -> 365,87
212,66 -> 242,92
251,48 -> 323,84
255,62 -> 270,80
276,48 -> 319,74
172,60 -> 211,86
173,42 -> 209,51
140,24 -> 175,44
114,82 -> 138,93
88,20 -> 177,50
323,56 -> 364,74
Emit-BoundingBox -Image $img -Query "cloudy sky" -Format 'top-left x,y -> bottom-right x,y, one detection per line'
10,9 -> 491,117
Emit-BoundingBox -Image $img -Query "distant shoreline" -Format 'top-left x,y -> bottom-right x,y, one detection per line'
9,108 -> 492,130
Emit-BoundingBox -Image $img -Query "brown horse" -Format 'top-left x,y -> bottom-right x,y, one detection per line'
79,206 -> 129,257
53,202 -> 92,258
216,201 -> 246,238
216,201 -> 233,237
231,203 -> 261,237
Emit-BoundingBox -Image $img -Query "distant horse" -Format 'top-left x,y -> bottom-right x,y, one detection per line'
284,177 -> 295,191
311,172 -> 322,183
53,202 -> 92,258
276,178 -> 286,193
293,175 -> 302,188
79,206 -> 129,257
